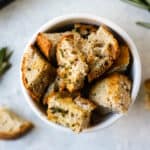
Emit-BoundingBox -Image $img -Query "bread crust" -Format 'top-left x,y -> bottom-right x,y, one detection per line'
0,122 -> 33,139
36,33 -> 53,60
108,44 -> 130,73
21,45 -> 56,102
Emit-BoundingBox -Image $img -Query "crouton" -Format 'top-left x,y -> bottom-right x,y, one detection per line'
47,92 -> 96,133
36,32 -> 71,62
22,45 -> 56,101
56,33 -> 88,92
85,25 -> 120,82
89,73 -> 131,113
108,44 -> 130,73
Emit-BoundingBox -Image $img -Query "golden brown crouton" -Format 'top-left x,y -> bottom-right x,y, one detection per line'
56,33 -> 88,92
85,25 -> 120,82
89,73 -> 132,113
47,92 -> 96,133
108,44 -> 130,73
22,45 -> 56,102
36,32 -> 71,62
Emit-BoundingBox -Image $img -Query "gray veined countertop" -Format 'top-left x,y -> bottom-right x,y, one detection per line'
0,0 -> 150,150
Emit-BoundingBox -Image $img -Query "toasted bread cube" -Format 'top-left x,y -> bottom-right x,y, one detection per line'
36,32 -> 71,62
56,33 -> 88,92
108,45 -> 130,73
47,92 -> 96,133
85,25 -> 120,82
89,73 -> 131,113
22,45 -> 56,101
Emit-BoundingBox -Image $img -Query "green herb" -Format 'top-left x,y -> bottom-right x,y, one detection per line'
0,47 -> 13,77
136,21 -> 150,28
50,107 -> 68,116
60,49 -> 64,57
121,0 -> 150,29
121,0 -> 150,10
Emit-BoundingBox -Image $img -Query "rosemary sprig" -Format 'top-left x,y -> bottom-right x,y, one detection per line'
0,47 -> 13,77
121,0 -> 150,10
136,21 -> 150,28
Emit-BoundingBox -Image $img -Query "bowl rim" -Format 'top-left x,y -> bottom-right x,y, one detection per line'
20,13 -> 142,133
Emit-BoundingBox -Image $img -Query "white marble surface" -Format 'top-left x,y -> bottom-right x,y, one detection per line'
0,0 -> 150,149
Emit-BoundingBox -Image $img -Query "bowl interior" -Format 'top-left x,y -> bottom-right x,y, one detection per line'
21,15 -> 141,133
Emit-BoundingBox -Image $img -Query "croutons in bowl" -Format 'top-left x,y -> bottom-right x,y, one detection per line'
20,14 -> 141,133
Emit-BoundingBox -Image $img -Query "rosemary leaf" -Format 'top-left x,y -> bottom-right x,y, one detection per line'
0,47 -> 6,65
136,21 -> 150,28
0,62 -> 11,76
121,0 -> 150,10
0,47 -> 13,77
5,51 -> 13,61
145,0 -> 150,5
131,0 -> 145,4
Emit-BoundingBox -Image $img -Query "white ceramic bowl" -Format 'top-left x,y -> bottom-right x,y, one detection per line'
20,14 -> 141,133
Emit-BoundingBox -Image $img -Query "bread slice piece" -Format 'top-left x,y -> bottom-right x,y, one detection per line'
108,44 -> 130,73
36,32 -> 71,62
85,25 -> 120,82
47,92 -> 96,133
89,73 -> 132,113
74,23 -> 97,38
56,33 -> 88,92
0,107 -> 33,139
22,45 -> 56,102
